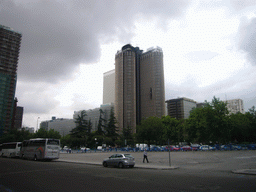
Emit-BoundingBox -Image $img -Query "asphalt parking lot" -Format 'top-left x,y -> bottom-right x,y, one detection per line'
58,150 -> 256,174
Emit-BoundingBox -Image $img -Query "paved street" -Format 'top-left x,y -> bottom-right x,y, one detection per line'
1,154 -> 256,192
59,150 -> 256,174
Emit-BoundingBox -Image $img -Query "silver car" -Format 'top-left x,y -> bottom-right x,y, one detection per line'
103,153 -> 135,168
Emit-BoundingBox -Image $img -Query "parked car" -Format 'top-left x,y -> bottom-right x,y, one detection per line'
247,144 -> 256,150
199,145 -> 210,151
231,145 -> 242,150
166,146 -> 180,151
221,145 -> 231,150
181,146 -> 192,151
240,144 -> 248,150
102,154 -> 135,168
191,144 -> 200,151
209,145 -> 216,150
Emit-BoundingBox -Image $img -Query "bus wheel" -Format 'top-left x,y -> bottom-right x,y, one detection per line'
34,155 -> 37,161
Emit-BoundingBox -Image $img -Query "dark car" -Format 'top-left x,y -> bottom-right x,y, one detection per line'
166,146 -> 180,151
103,153 -> 135,168
181,146 -> 192,151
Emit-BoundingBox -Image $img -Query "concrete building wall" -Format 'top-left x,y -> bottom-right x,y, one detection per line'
103,69 -> 115,104
140,48 -> 165,119
74,103 -> 114,133
226,99 -> 244,114
48,119 -> 76,137
115,47 -> 137,133
166,97 -> 197,119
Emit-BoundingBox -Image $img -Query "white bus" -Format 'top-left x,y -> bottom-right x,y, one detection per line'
20,138 -> 60,161
1,142 -> 22,157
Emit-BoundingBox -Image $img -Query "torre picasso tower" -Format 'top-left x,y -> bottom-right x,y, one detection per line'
115,44 -> 165,134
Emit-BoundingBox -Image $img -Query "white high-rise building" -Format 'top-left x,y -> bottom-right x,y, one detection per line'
103,69 -> 115,105
226,99 -> 244,114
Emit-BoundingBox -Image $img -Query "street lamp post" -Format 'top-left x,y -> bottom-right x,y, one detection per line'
95,138 -> 97,152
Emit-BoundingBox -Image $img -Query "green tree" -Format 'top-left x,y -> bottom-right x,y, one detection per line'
96,109 -> 106,136
161,116 -> 180,144
33,128 -> 61,139
205,97 -> 229,143
136,116 -> 164,147
0,128 -> 32,143
34,128 -> 48,138
122,125 -> 134,147
70,110 -> 88,148
104,107 -> 119,146
246,106 -> 256,142
185,107 -> 207,143
229,112 -> 250,143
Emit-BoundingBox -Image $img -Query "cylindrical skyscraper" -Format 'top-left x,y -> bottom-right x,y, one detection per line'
115,44 -> 165,134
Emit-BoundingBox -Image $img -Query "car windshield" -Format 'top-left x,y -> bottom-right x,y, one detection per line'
124,154 -> 132,157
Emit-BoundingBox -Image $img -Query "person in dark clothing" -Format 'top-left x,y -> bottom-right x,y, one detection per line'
143,149 -> 149,163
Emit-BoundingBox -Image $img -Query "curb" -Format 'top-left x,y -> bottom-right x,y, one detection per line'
232,169 -> 256,175
57,160 -> 179,170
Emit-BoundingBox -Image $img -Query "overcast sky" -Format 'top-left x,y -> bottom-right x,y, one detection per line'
1,0 -> 256,129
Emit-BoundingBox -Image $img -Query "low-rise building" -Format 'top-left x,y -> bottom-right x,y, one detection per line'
165,97 -> 197,119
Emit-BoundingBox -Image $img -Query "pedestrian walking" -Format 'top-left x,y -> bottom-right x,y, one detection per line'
143,149 -> 149,163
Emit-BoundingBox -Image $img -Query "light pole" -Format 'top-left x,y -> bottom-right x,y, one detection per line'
37,117 -> 40,130
95,138 -> 97,152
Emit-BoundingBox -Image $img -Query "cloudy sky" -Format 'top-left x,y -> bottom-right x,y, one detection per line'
1,0 -> 256,129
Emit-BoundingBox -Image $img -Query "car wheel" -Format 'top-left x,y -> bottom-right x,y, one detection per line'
118,162 -> 124,168
34,155 -> 37,161
103,162 -> 108,167
129,165 -> 134,168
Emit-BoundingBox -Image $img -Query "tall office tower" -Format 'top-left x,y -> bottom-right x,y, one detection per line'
115,44 -> 165,134
0,25 -> 22,135
103,69 -> 115,105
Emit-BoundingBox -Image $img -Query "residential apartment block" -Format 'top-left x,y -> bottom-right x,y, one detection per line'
226,99 -> 244,114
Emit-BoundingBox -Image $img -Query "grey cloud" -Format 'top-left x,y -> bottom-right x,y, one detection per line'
165,66 -> 256,111
0,0 -> 190,83
238,17 -> 256,65
15,81 -> 60,113
185,51 -> 219,62
230,0 -> 256,11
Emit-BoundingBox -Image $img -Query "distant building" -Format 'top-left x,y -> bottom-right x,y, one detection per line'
115,44 -> 165,134
73,103 -> 114,133
23,127 -> 34,133
40,117 -> 76,137
226,99 -> 244,114
196,102 -> 206,108
103,69 -> 115,104
0,25 -> 22,135
14,106 -> 23,129
166,97 -> 197,119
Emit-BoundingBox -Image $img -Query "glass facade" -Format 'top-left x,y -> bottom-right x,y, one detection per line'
0,25 -> 22,135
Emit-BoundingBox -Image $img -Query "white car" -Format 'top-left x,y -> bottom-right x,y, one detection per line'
199,145 -> 209,151
103,154 -> 135,168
